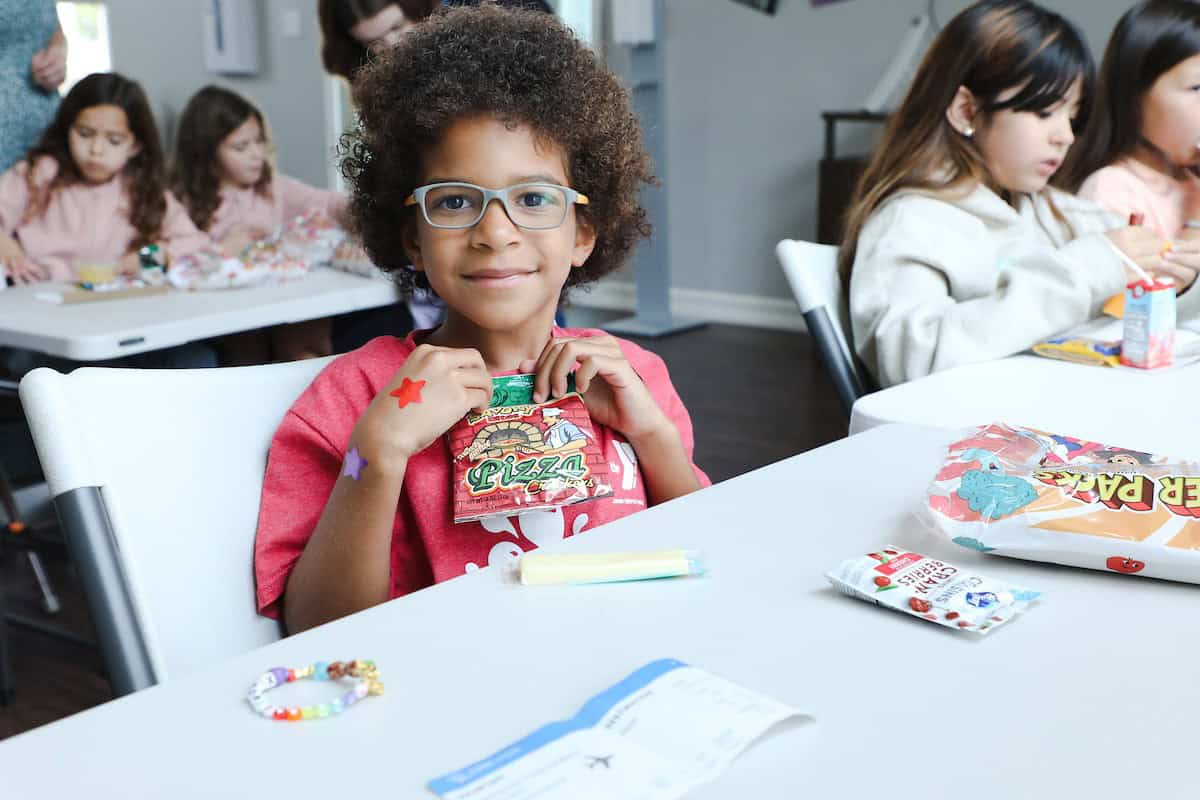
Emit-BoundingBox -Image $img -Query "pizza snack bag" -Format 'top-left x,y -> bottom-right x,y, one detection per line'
447,374 -> 613,524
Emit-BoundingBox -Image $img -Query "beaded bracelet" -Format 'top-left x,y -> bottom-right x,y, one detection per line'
246,660 -> 384,721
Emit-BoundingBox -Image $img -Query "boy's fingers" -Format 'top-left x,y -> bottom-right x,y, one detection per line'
532,340 -> 567,402
573,359 -> 600,394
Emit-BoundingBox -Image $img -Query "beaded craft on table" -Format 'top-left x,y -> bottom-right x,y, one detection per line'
246,660 -> 384,722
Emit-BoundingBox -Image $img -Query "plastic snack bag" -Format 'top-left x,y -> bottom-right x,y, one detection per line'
1031,337 -> 1121,368
447,374 -> 613,524
927,423 -> 1200,583
331,240 -> 387,280
826,546 -> 1041,634
168,209 -> 346,290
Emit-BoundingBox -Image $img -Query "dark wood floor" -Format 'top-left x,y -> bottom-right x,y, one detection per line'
0,322 -> 845,741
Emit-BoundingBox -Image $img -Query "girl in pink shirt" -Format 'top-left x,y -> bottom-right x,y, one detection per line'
1063,0 -> 1200,293
0,72 -> 208,285
171,86 -> 347,363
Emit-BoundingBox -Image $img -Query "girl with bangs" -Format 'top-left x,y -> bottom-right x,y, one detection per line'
172,85 -> 346,363
841,0 -> 1162,388
1064,0 -> 1200,300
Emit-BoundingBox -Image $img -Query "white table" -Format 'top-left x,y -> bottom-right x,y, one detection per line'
0,267 -> 402,361
851,318 -> 1200,458
1,423 -> 1195,798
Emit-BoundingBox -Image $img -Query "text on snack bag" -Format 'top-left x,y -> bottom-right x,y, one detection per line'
896,559 -> 960,595
1159,477 -> 1200,518
1033,471 -> 1154,510
466,453 -> 595,496
1033,471 -> 1200,517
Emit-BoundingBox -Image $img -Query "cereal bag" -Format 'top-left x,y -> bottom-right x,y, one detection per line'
927,423 -> 1200,583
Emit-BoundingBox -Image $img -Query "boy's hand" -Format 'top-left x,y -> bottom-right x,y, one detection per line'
523,335 -> 671,442
352,344 -> 493,470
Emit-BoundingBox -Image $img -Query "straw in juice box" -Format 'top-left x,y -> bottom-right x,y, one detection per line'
1103,212 -> 1154,318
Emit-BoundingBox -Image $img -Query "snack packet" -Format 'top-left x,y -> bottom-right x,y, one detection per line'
927,423 -> 1200,583
1031,336 -> 1121,367
447,374 -> 613,524
331,240 -> 386,280
826,546 -> 1041,634
168,209 -> 346,290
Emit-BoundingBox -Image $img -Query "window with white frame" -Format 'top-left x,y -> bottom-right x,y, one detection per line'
56,2 -> 112,95
553,0 -> 599,48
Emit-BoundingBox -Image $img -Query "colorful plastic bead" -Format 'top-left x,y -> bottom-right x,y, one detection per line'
247,660 -> 383,722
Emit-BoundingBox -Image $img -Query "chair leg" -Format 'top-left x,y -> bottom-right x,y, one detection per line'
0,544 -> 15,706
0,455 -> 26,704
0,459 -> 60,616
0,461 -> 24,535
803,307 -> 866,418
27,551 -> 61,615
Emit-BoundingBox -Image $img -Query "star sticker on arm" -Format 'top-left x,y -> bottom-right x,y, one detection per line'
389,377 -> 426,408
342,446 -> 368,481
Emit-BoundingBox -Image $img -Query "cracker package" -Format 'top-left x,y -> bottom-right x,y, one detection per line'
826,546 -> 1041,634
1031,337 -> 1121,368
447,374 -> 613,524
927,423 -> 1200,583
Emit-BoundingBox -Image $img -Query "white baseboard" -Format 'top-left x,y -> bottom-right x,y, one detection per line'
569,280 -> 805,332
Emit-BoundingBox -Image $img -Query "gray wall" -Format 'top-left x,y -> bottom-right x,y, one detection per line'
104,0 -> 1139,307
106,0 -> 333,188
659,0 -> 1137,304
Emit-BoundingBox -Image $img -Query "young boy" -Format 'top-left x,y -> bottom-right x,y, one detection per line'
254,5 -> 709,633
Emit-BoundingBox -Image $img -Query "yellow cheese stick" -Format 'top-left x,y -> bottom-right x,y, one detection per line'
518,550 -> 706,586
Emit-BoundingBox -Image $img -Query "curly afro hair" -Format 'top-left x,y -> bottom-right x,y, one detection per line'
340,3 -> 653,297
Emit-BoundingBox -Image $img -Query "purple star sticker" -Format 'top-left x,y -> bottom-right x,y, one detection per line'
342,446 -> 368,481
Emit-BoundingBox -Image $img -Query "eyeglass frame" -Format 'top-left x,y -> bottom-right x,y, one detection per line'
403,181 -> 590,230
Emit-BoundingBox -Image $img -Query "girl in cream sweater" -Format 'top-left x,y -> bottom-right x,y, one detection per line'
841,0 -> 1185,388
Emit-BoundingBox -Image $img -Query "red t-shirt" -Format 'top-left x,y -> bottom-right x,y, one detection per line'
253,328 -> 709,618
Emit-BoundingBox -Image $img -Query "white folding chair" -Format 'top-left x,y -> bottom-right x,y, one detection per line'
18,357 -> 333,695
775,239 -> 874,416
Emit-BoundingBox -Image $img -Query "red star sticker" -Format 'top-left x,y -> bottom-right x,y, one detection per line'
389,378 -> 426,408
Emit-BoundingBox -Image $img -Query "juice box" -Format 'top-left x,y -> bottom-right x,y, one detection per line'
1120,279 -> 1175,369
